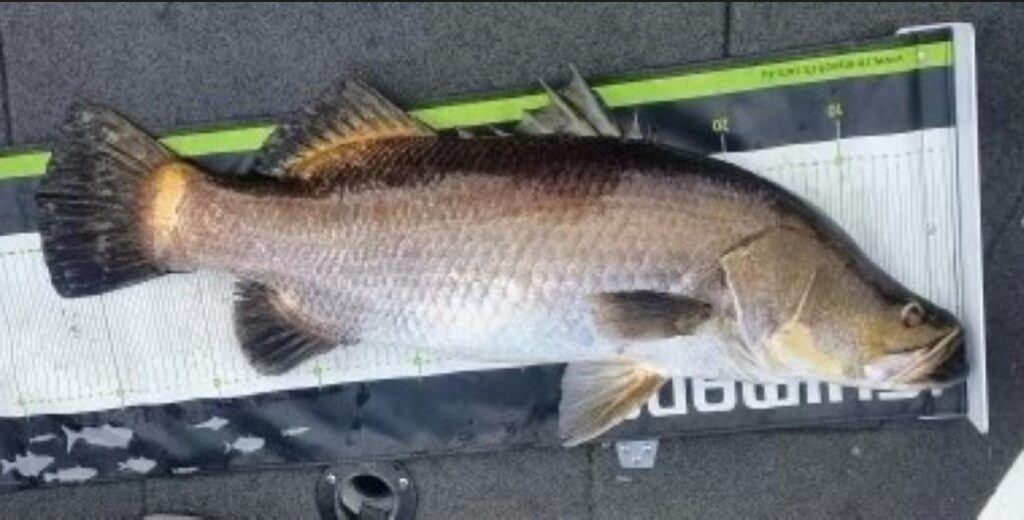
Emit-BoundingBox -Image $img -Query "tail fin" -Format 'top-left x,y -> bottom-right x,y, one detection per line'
1,460 -> 10,473
36,102 -> 176,297
62,425 -> 80,453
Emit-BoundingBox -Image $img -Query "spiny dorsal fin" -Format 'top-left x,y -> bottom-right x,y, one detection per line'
234,282 -> 340,375
559,65 -> 621,136
255,80 -> 434,179
624,111 -> 645,141
592,291 -> 713,340
518,66 -> 622,138
559,360 -> 667,446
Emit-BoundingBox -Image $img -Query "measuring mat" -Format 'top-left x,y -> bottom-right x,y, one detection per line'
0,24 -> 984,488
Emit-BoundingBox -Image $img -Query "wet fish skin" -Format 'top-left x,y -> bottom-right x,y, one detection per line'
165,137 -> 788,362
165,136 -> 958,382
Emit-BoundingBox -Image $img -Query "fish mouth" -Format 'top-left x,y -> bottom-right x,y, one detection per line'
865,327 -> 967,389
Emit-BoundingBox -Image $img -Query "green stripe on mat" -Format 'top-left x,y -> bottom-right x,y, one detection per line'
596,40 -> 951,107
0,152 -> 50,179
0,40 -> 951,181
414,41 -> 952,127
161,125 -> 276,157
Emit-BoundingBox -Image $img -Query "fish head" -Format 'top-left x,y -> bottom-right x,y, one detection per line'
851,292 -> 964,389
722,226 -> 965,389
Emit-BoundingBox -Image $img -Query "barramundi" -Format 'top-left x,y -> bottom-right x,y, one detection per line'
36,73 -> 965,446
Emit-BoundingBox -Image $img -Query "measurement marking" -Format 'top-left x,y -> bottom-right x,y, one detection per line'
835,119 -> 843,165
313,363 -> 324,390
97,297 -> 128,411
828,101 -> 844,166
0,252 -> 30,417
713,116 -> 730,155
412,349 -> 425,377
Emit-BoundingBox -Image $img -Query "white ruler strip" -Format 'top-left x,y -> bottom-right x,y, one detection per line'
0,128 -> 974,416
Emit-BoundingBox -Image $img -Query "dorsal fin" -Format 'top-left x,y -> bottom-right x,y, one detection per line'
255,80 -> 434,179
559,66 -> 621,136
517,66 -> 623,138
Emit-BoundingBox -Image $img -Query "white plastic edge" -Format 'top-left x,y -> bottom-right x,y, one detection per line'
897,22 -> 987,433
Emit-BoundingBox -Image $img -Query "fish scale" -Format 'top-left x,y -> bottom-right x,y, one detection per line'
174,143 -> 765,361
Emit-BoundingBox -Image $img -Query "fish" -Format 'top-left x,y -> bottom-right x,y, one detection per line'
224,435 -> 265,454
171,466 -> 199,475
42,465 -> 98,484
62,424 -> 133,453
28,433 -> 58,445
118,456 -> 157,474
1,451 -> 54,477
281,426 -> 310,438
35,70 -> 966,447
191,416 -> 229,431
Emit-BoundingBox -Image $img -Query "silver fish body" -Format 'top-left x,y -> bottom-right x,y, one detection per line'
167,138 -> 781,367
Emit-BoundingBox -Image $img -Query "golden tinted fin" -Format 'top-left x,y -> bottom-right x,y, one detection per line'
234,282 -> 341,375
559,360 -> 667,447
255,80 -> 434,179
592,291 -> 713,340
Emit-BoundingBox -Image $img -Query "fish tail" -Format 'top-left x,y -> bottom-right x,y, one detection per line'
62,425 -> 80,453
0,460 -> 10,473
36,101 -> 202,297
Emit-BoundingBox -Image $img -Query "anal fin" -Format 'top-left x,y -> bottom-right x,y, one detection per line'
559,360 -> 667,447
234,282 -> 341,375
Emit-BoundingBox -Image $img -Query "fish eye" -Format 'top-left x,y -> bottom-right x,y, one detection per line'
901,302 -> 924,327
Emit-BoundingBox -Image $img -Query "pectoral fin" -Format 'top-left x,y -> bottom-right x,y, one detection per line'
559,360 -> 667,447
592,291 -> 713,340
